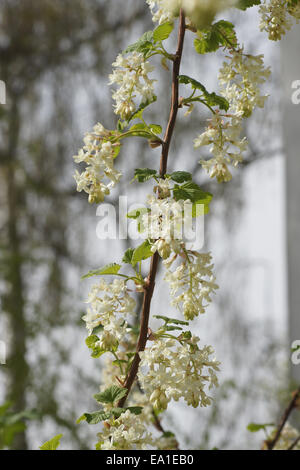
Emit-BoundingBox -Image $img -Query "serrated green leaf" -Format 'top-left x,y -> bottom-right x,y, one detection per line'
168,171 -> 192,183
194,20 -> 237,55
81,263 -> 121,279
133,168 -> 157,183
123,31 -> 154,55
153,22 -> 174,42
94,386 -> 128,405
83,411 -> 111,425
131,240 -> 153,266
39,434 -> 63,450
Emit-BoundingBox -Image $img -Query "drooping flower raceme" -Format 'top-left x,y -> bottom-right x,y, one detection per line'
196,49 -> 271,182
73,123 -> 122,204
164,251 -> 218,320
259,0 -> 300,41
82,279 -> 136,350
138,336 -> 220,410
272,423 -> 300,450
109,52 -> 156,121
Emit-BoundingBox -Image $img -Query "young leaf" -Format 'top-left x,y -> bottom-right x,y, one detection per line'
81,263 -> 121,279
247,422 -> 273,433
127,406 -> 143,415
85,335 -> 99,349
179,75 -> 229,111
131,240 -> 153,266
94,386 -> 128,405
153,22 -> 174,42
149,123 -> 162,135
122,248 -> 135,264
133,168 -> 157,183
127,95 -> 157,123
154,314 -> 189,326
39,434 -> 63,450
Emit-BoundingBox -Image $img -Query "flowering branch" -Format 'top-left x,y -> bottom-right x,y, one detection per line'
117,9 -> 186,409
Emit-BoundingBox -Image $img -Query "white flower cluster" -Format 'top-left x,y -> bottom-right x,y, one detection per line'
146,0 -> 237,28
97,410 -> 154,450
83,279 -> 136,349
259,0 -> 300,41
73,123 -> 121,204
273,423 -> 300,450
109,52 -> 156,121
196,50 -> 270,182
164,251 -> 218,320
138,337 -> 220,409
143,180 -> 188,259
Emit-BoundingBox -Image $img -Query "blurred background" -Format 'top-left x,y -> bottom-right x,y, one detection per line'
0,0 -> 299,450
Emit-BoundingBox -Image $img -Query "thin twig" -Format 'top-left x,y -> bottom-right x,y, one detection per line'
287,435 -> 300,451
266,386 -> 300,450
117,10 -> 186,408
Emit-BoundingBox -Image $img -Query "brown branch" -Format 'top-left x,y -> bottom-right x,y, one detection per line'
266,386 -> 300,450
117,10 -> 186,408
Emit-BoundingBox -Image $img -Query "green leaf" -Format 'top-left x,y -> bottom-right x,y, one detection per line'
153,22 -> 174,42
39,434 -> 63,450
154,314 -> 189,326
94,386 -> 128,405
133,168 -> 157,183
91,325 -> 104,335
236,0 -> 261,10
247,422 -> 273,433
83,411 -> 111,425
131,240 -> 153,267
168,171 -> 192,183
179,75 -> 229,111
123,31 -> 154,55
127,406 -> 143,415
81,263 -> 121,279
194,20 -> 237,55
122,248 -> 135,264
149,124 -> 162,135
173,181 -> 213,215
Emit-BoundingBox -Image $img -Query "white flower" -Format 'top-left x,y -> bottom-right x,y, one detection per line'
181,0 -> 237,29
146,0 -> 181,24
109,52 -> 156,120
164,251 -> 218,320
138,337 -> 220,410
97,410 -> 154,450
82,279 -> 136,349
73,123 -> 122,204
